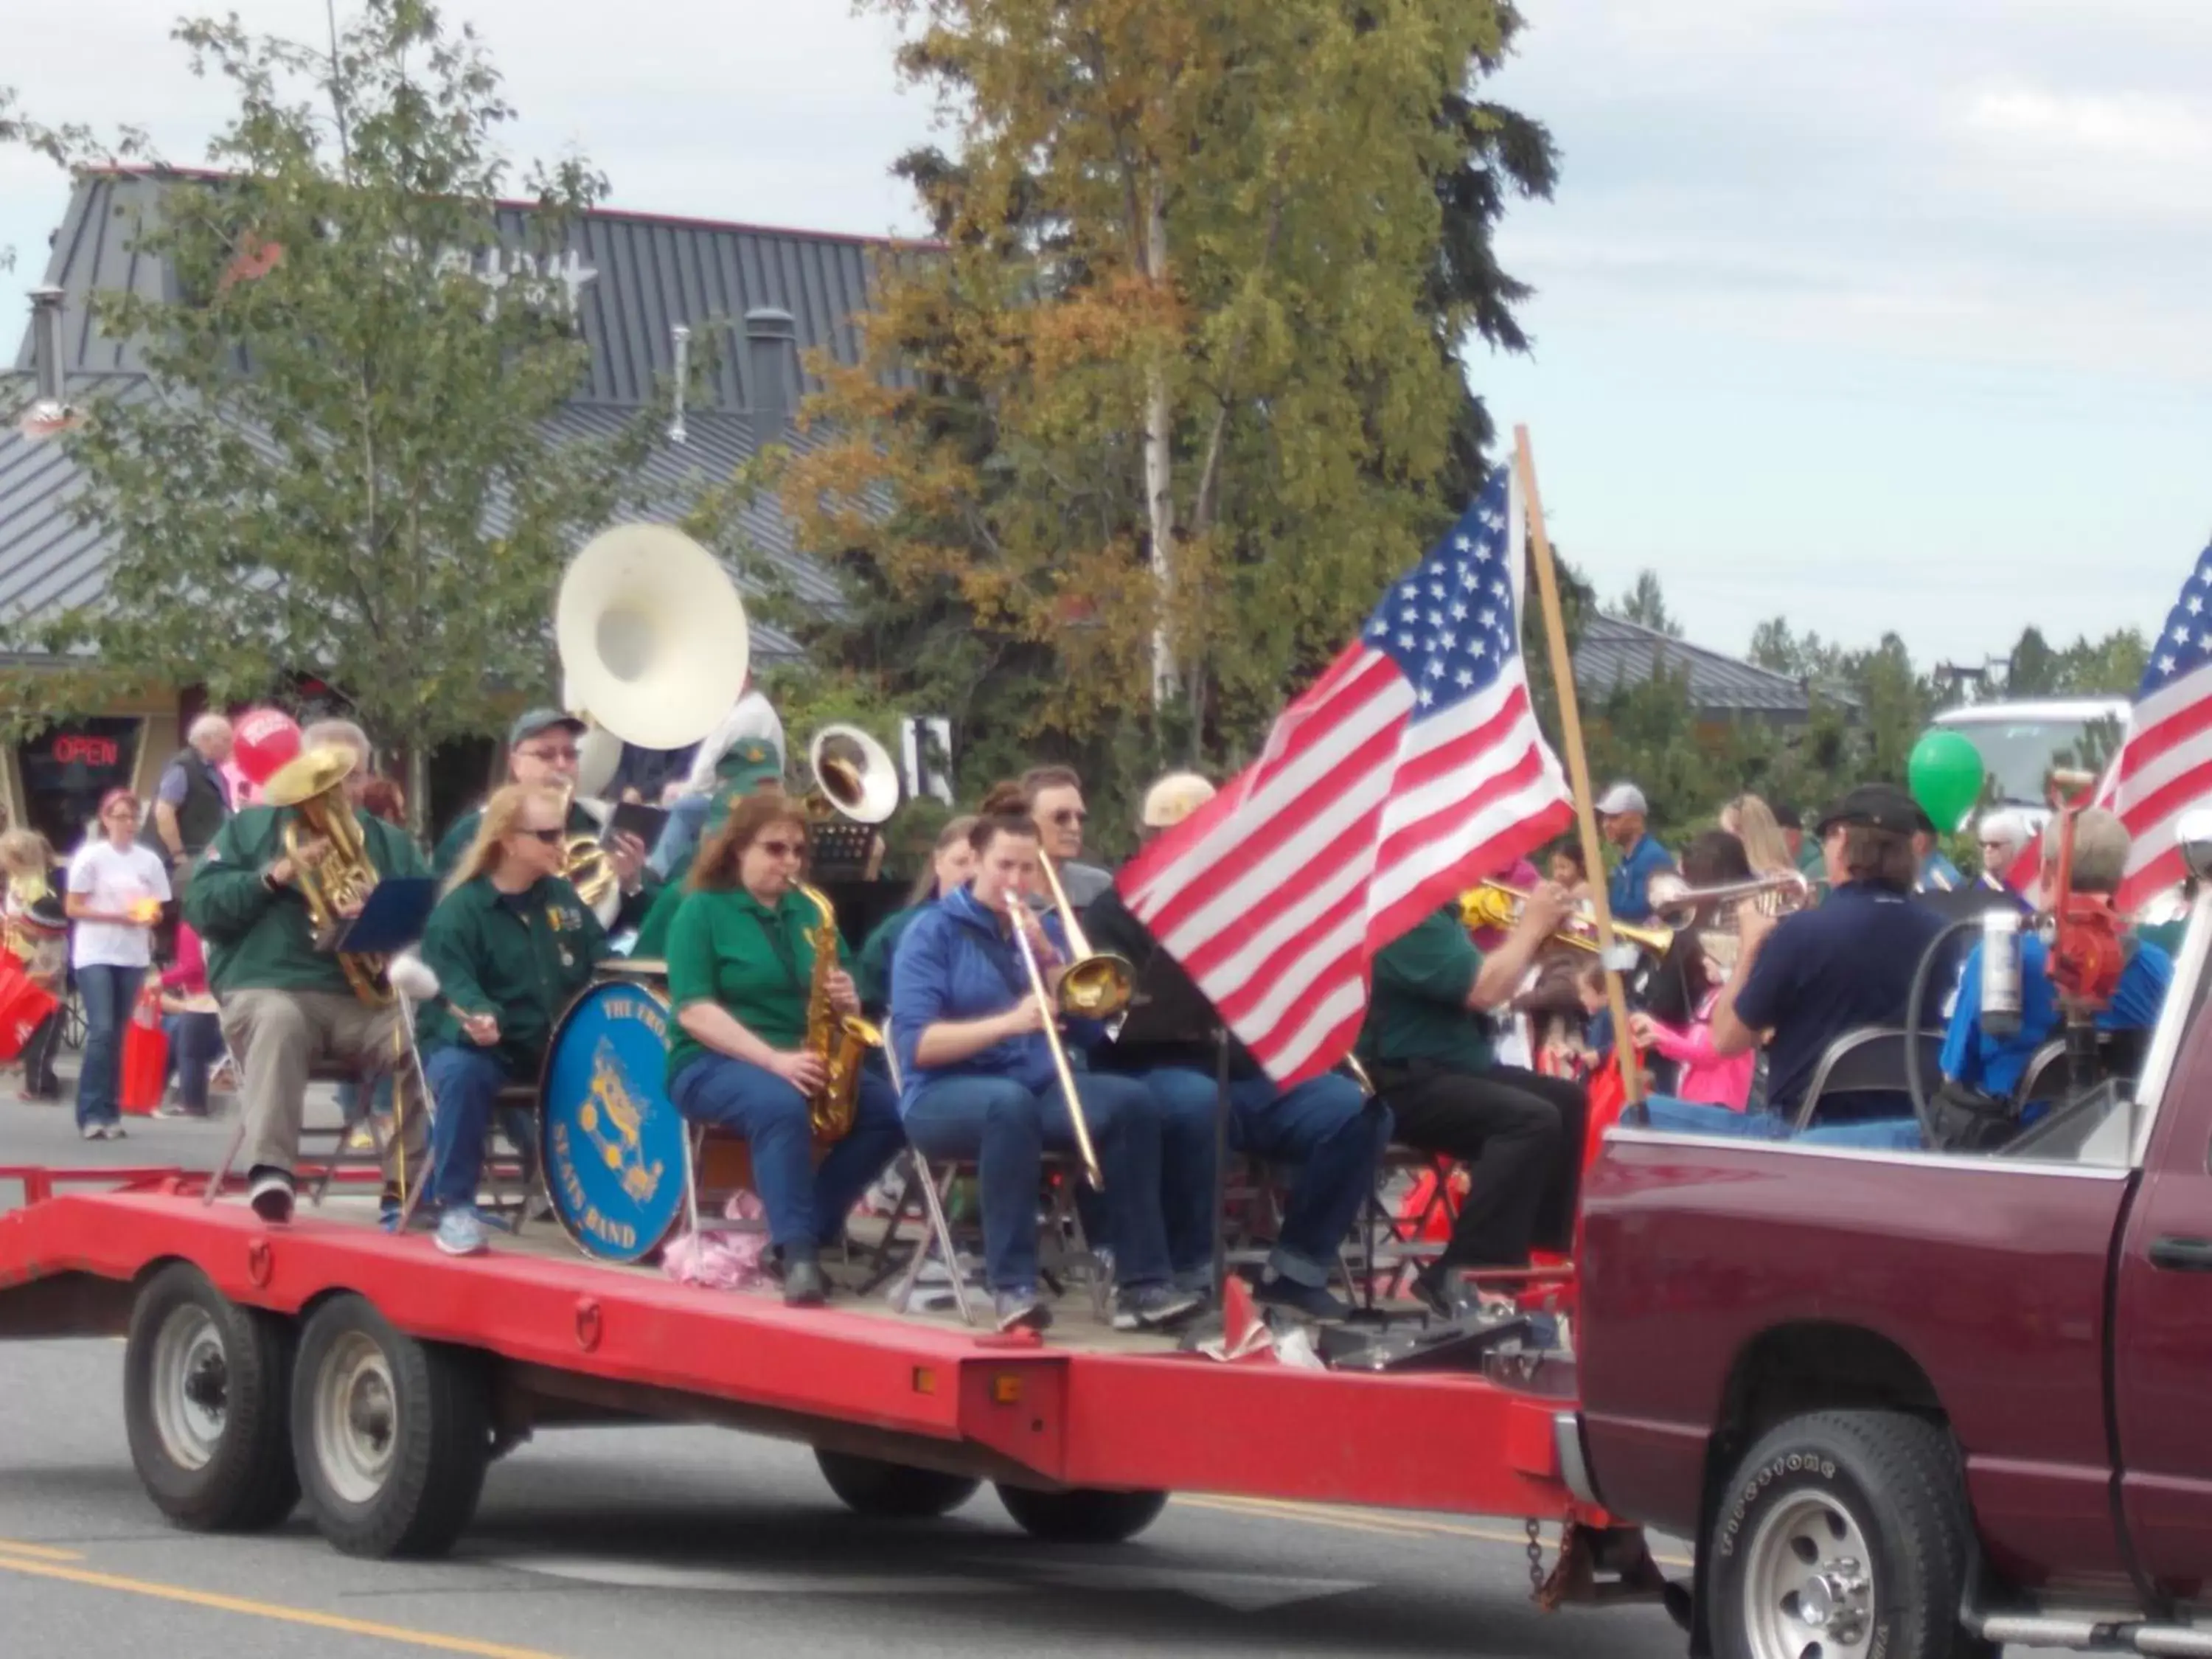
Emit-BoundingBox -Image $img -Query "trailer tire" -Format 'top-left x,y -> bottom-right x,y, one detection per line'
1708,1410 -> 1971,1659
815,1450 -> 981,1519
123,1262 -> 299,1531
290,1295 -> 488,1559
995,1484 -> 1169,1543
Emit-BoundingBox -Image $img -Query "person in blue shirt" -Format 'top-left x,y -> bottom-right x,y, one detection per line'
1913,820 -> 1964,895
888,810 -> 1204,1335
1596,782 -> 1674,924
1941,808 -> 2173,1102
1638,783 -> 1953,1147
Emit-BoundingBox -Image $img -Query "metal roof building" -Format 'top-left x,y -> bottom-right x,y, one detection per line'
1574,612 -> 1852,726
0,170 -> 903,841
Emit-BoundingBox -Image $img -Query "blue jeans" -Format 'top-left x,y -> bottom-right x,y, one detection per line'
1640,1094 -> 1924,1151
650,793 -> 713,881
74,964 -> 144,1130
161,1011 -> 223,1111
902,1071 -> 1170,1293
1138,1067 -> 1388,1288
672,1054 -> 905,1252
425,1044 -> 540,1213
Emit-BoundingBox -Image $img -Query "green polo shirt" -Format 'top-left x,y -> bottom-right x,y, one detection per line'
856,901 -> 928,1013
630,849 -> 695,960
415,874 -> 608,1079
434,799 -> 659,931
186,804 -> 431,996
664,885 -> 848,1086
1357,905 -> 1492,1073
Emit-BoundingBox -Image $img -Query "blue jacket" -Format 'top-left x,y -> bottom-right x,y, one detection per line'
1607,834 -> 1674,923
888,886 -> 1079,1108
1942,933 -> 2172,1099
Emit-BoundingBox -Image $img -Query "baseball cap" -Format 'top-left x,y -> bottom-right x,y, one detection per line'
1141,771 -> 1215,830
712,738 -> 784,795
509,708 -> 587,750
1815,782 -> 1931,838
1594,782 -> 1648,817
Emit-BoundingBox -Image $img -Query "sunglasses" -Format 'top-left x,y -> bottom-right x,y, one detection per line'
519,827 -> 565,845
757,838 -> 806,859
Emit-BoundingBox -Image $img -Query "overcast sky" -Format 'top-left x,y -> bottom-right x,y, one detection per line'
6,0 -> 2209,672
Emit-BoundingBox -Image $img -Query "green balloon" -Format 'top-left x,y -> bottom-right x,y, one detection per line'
1907,728 -> 1985,834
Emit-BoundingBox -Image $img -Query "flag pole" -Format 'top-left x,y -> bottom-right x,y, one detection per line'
1513,426 -> 1646,1108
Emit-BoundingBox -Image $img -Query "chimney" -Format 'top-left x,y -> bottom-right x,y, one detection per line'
743,307 -> 799,431
29,286 -> 66,403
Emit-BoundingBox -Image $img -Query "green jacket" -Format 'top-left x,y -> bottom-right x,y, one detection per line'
664,885 -> 846,1088
433,799 -> 659,932
855,901 -> 928,1014
630,849 -> 695,960
1357,905 -> 1493,1074
416,874 -> 608,1079
186,804 -> 431,996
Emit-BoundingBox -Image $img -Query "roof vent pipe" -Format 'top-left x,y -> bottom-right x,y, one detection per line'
29,286 -> 66,402
742,307 -> 799,431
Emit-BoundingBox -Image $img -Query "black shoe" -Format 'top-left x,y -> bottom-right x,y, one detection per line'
247,1166 -> 296,1225
1412,1265 -> 1492,1320
781,1256 -> 828,1308
1112,1283 -> 1204,1332
1253,1273 -> 1353,1322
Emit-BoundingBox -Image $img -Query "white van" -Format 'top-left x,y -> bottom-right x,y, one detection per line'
1933,698 -> 2129,823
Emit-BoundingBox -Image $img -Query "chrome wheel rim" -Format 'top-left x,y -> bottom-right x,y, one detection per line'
150,1305 -> 228,1470
313,1331 -> 397,1506
1743,1488 -> 1876,1659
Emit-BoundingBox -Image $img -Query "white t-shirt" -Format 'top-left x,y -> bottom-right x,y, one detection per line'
681,690 -> 787,798
66,840 -> 171,970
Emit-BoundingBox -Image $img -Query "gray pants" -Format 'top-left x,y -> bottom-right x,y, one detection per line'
220,987 -> 427,1189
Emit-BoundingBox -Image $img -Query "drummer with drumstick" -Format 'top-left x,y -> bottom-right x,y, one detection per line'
414,784 -> 610,1258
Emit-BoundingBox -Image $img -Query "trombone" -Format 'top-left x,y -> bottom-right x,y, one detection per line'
1009,911 -> 1106,1190
1033,852 -> 1136,1019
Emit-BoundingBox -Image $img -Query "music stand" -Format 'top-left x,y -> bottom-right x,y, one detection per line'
1107,944 -> 1234,1294
807,821 -> 881,884
323,877 -> 439,956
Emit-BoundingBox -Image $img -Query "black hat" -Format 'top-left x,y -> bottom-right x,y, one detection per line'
23,893 -> 66,932
1816,782 -> 1932,838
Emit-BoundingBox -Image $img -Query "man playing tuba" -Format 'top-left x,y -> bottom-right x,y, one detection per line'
184,723 -> 432,1225
431,709 -> 657,931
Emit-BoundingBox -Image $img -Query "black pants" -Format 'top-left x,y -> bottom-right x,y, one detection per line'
18,1009 -> 61,1099
1380,1062 -> 1587,1270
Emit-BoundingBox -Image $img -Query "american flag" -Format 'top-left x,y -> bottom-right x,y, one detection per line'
1117,465 -> 1573,1085
2101,535 -> 2212,912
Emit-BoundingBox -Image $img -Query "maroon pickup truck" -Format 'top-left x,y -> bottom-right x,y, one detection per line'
1568,858 -> 2212,1658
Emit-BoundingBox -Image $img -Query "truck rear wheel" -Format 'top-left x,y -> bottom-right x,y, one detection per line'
123,1262 -> 299,1531
290,1294 -> 489,1559
815,1450 -> 980,1519
995,1484 -> 1169,1543
1708,1410 -> 1971,1659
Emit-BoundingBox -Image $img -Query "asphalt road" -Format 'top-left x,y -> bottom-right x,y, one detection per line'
0,1081 -> 1700,1658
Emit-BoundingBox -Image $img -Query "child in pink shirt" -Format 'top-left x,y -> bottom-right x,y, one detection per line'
1629,987 -> 1755,1112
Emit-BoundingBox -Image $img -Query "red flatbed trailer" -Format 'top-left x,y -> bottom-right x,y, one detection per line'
0,1163 -> 1660,1606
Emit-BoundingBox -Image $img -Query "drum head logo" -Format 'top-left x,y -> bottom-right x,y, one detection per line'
541,981 -> 686,1262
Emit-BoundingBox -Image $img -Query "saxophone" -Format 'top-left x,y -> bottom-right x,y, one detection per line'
796,881 -> 881,1140
265,748 -> 389,1004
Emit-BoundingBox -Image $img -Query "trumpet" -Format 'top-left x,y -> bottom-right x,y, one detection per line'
1645,869 -> 1812,932
1009,909 -> 1105,1190
1458,882 -> 1674,959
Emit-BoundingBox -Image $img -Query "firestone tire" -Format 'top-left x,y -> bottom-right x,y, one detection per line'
289,1294 -> 489,1559
122,1262 -> 299,1531
995,1483 -> 1169,1543
815,1450 -> 981,1519
1708,1410 -> 1972,1659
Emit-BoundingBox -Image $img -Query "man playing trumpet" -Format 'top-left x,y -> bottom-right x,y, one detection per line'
186,728 -> 434,1225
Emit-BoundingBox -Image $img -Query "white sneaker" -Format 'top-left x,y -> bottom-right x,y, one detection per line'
435,1208 -> 488,1257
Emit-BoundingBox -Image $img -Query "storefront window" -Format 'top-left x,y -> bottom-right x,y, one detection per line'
16,718 -> 144,855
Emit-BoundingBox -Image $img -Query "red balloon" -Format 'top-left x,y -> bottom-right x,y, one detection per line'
232,707 -> 302,785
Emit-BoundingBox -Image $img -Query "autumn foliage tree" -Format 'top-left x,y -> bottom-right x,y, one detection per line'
780,0 -> 1554,811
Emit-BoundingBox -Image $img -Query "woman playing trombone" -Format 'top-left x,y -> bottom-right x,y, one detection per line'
888,810 -> 1202,1335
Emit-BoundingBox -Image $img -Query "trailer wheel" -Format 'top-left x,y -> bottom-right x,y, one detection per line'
122,1262 -> 299,1531
1708,1411 -> 1972,1659
995,1484 -> 1169,1543
815,1450 -> 981,1519
290,1295 -> 488,1559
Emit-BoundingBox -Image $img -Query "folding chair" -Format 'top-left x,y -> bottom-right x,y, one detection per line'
884,1150 -> 1110,1327
1790,1026 -> 1947,1131
201,1032 -> 412,1208
391,1003 -> 538,1236
1354,1146 -> 1461,1308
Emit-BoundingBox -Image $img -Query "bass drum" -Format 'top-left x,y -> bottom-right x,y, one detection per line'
538,978 -> 689,1264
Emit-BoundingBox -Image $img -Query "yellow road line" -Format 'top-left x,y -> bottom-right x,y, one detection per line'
0,1539 -> 86,1562
0,1554 -> 568,1659
1178,1493 -> 1694,1570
